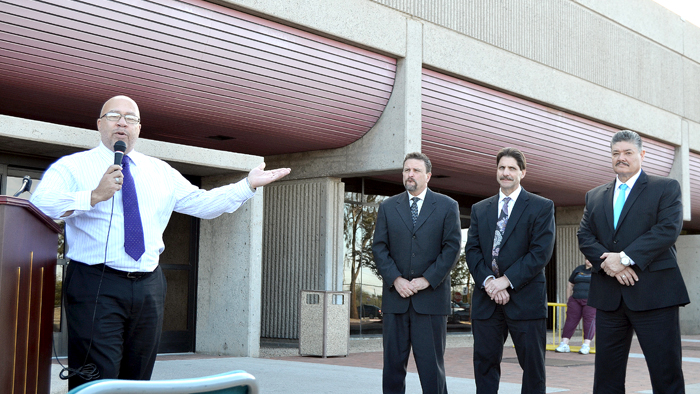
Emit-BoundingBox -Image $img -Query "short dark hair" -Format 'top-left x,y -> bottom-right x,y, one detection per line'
403,152 -> 432,173
496,147 -> 526,170
610,130 -> 643,152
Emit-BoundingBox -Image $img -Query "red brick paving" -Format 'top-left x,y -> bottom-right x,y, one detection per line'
272,335 -> 700,393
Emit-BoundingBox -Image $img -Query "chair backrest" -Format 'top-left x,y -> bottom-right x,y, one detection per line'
66,370 -> 258,394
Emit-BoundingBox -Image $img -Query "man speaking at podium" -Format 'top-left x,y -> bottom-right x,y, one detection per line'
30,96 -> 290,389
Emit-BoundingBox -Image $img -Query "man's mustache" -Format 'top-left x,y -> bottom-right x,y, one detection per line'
615,161 -> 629,166
499,177 -> 513,181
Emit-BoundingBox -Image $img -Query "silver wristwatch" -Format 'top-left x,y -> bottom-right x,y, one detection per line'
620,251 -> 631,266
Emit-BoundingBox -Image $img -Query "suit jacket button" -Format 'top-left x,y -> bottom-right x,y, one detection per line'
413,235 -> 416,239
412,253 -> 415,257
614,240 -> 618,244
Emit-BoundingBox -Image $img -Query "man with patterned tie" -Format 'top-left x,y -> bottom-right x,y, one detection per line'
578,130 -> 689,393
464,147 -> 555,394
373,152 -> 461,394
30,96 -> 290,389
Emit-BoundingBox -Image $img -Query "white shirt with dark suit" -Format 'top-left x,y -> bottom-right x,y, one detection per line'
465,187 -> 555,394
578,169 -> 689,393
372,188 -> 461,394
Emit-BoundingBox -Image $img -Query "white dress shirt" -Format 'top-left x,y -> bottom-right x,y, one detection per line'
613,169 -> 641,203
498,185 -> 522,217
31,143 -> 255,272
406,188 -> 428,215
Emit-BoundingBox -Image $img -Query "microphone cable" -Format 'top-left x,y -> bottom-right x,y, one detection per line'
56,196 -> 117,382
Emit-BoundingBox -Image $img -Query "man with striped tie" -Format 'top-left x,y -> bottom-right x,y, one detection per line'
578,130 -> 689,393
372,152 -> 461,394
30,96 -> 290,389
464,147 -> 555,394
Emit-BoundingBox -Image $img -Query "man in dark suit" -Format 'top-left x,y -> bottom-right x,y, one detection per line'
578,130 -> 689,393
372,152 -> 461,394
465,147 -> 555,394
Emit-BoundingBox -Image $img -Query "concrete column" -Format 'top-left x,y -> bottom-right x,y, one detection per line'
196,173 -> 263,357
669,120 -> 691,221
676,235 -> 700,334
260,177 -> 344,339
555,206 -> 586,303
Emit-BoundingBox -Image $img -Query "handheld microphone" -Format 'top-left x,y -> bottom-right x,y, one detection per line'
114,141 -> 127,166
13,175 -> 32,197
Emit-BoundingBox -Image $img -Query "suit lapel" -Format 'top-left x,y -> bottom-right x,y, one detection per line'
413,189 -> 436,233
616,171 -> 648,233
486,195 -> 498,252
394,193 -> 413,231
603,180 -> 616,231
501,189 -> 529,246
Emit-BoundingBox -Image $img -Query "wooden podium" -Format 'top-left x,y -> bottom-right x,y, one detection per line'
0,196 -> 61,394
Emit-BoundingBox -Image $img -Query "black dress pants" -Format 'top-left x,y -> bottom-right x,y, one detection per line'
64,262 -> 166,389
593,303 -> 684,394
383,302 -> 448,394
472,305 -> 547,394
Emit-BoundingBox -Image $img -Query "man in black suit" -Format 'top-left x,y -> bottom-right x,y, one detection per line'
465,147 -> 555,394
372,152 -> 461,394
578,130 -> 689,393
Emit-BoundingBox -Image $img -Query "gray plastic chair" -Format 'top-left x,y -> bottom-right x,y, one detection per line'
66,370 -> 258,394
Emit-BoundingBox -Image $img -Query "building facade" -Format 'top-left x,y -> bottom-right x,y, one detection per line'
1,0 -> 699,357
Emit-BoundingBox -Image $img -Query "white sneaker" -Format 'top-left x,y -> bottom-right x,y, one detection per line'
579,344 -> 590,355
555,343 -> 570,353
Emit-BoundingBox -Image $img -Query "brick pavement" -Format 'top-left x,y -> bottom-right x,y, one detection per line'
273,335 -> 700,393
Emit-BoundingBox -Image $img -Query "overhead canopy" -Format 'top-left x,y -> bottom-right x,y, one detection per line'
420,69 -> 675,206
0,0 -> 396,156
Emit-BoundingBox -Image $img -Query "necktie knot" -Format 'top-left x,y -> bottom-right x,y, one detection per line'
502,196 -> 511,212
619,184 -> 628,191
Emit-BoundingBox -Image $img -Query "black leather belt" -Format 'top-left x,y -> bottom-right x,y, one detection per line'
74,261 -> 154,280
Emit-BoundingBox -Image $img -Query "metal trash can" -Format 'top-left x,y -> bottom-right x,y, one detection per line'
298,290 -> 350,357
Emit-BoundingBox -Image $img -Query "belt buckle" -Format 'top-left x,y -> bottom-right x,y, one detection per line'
127,271 -> 139,279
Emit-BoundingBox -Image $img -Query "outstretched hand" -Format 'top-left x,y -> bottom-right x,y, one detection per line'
247,163 -> 291,189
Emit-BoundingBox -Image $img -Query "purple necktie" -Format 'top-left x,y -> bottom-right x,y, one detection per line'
121,156 -> 145,261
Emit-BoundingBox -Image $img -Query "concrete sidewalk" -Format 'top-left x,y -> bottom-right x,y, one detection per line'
50,334 -> 700,393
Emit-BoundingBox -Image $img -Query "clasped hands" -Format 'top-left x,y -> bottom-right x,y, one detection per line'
484,276 -> 510,305
600,252 -> 638,287
394,277 -> 430,298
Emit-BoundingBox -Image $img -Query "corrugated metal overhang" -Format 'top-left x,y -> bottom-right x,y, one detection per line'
0,0 -> 396,156
419,69 -> 675,207
688,152 -> 700,229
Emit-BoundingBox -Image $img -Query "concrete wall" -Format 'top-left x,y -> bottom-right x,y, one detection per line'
676,235 -> 700,334
260,178 -> 344,339
373,0 -> 700,149
197,173 -> 265,356
555,206 -> 586,303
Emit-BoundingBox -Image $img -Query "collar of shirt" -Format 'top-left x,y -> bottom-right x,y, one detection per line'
406,188 -> 428,215
614,169 -> 642,201
98,142 -> 144,167
498,185 -> 522,212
